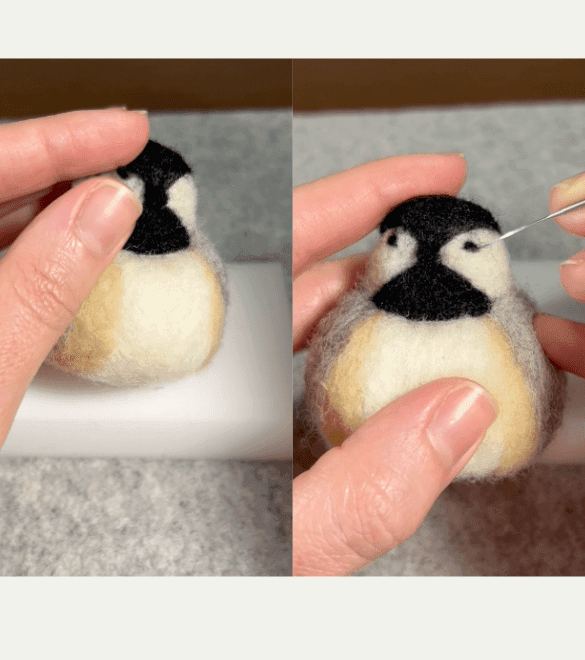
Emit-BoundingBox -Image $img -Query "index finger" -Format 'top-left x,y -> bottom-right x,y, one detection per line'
549,173 -> 585,237
0,109 -> 149,204
293,154 -> 467,277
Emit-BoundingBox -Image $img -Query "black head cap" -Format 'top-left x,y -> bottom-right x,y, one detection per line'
117,140 -> 192,190
117,140 -> 192,255
379,196 -> 501,252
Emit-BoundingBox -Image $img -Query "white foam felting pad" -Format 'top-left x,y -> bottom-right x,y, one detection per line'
2,263 -> 291,459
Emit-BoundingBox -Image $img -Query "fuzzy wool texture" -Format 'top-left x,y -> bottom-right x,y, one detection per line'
293,103 -> 585,576
0,111 -> 292,578
46,249 -> 225,386
305,196 -> 566,480
118,140 -> 192,255
45,140 -> 227,386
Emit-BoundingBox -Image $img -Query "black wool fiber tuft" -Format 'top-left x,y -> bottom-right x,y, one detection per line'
118,140 -> 191,255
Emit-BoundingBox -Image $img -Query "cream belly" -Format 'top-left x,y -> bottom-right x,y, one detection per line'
48,248 -> 225,386
324,312 -> 536,479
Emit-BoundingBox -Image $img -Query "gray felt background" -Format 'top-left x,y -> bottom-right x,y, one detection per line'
294,103 -> 585,576
0,111 -> 292,576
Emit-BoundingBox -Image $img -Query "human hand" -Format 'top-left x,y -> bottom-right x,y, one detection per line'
293,155 -> 498,576
0,109 -> 148,448
534,173 -> 585,378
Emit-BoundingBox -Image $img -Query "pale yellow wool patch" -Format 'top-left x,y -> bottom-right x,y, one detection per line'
325,313 -> 535,479
48,261 -> 123,374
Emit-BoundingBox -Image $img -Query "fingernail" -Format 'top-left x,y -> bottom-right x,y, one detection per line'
134,109 -> 148,116
561,251 -> 585,268
553,172 -> 585,198
426,383 -> 498,468
75,181 -> 142,258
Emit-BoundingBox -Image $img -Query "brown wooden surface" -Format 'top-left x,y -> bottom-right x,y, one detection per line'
4,60 -> 580,117
0,60 -> 292,117
293,60 -> 585,111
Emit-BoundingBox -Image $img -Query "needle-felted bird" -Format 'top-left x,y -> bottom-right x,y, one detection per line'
305,195 -> 566,480
45,140 -> 227,387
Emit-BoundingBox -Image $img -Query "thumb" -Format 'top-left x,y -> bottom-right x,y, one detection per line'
0,178 -> 142,444
293,378 -> 498,576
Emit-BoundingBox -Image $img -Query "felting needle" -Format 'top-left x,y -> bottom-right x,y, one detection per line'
483,198 -> 585,248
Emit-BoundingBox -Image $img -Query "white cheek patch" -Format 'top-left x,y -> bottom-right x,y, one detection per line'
119,174 -> 145,204
366,228 -> 417,290
440,228 -> 513,301
167,174 -> 197,236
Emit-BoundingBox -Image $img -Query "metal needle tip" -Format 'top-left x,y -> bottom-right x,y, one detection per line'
480,198 -> 585,249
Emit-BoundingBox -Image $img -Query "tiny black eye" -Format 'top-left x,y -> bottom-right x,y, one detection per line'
387,233 -> 397,246
463,241 -> 479,252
